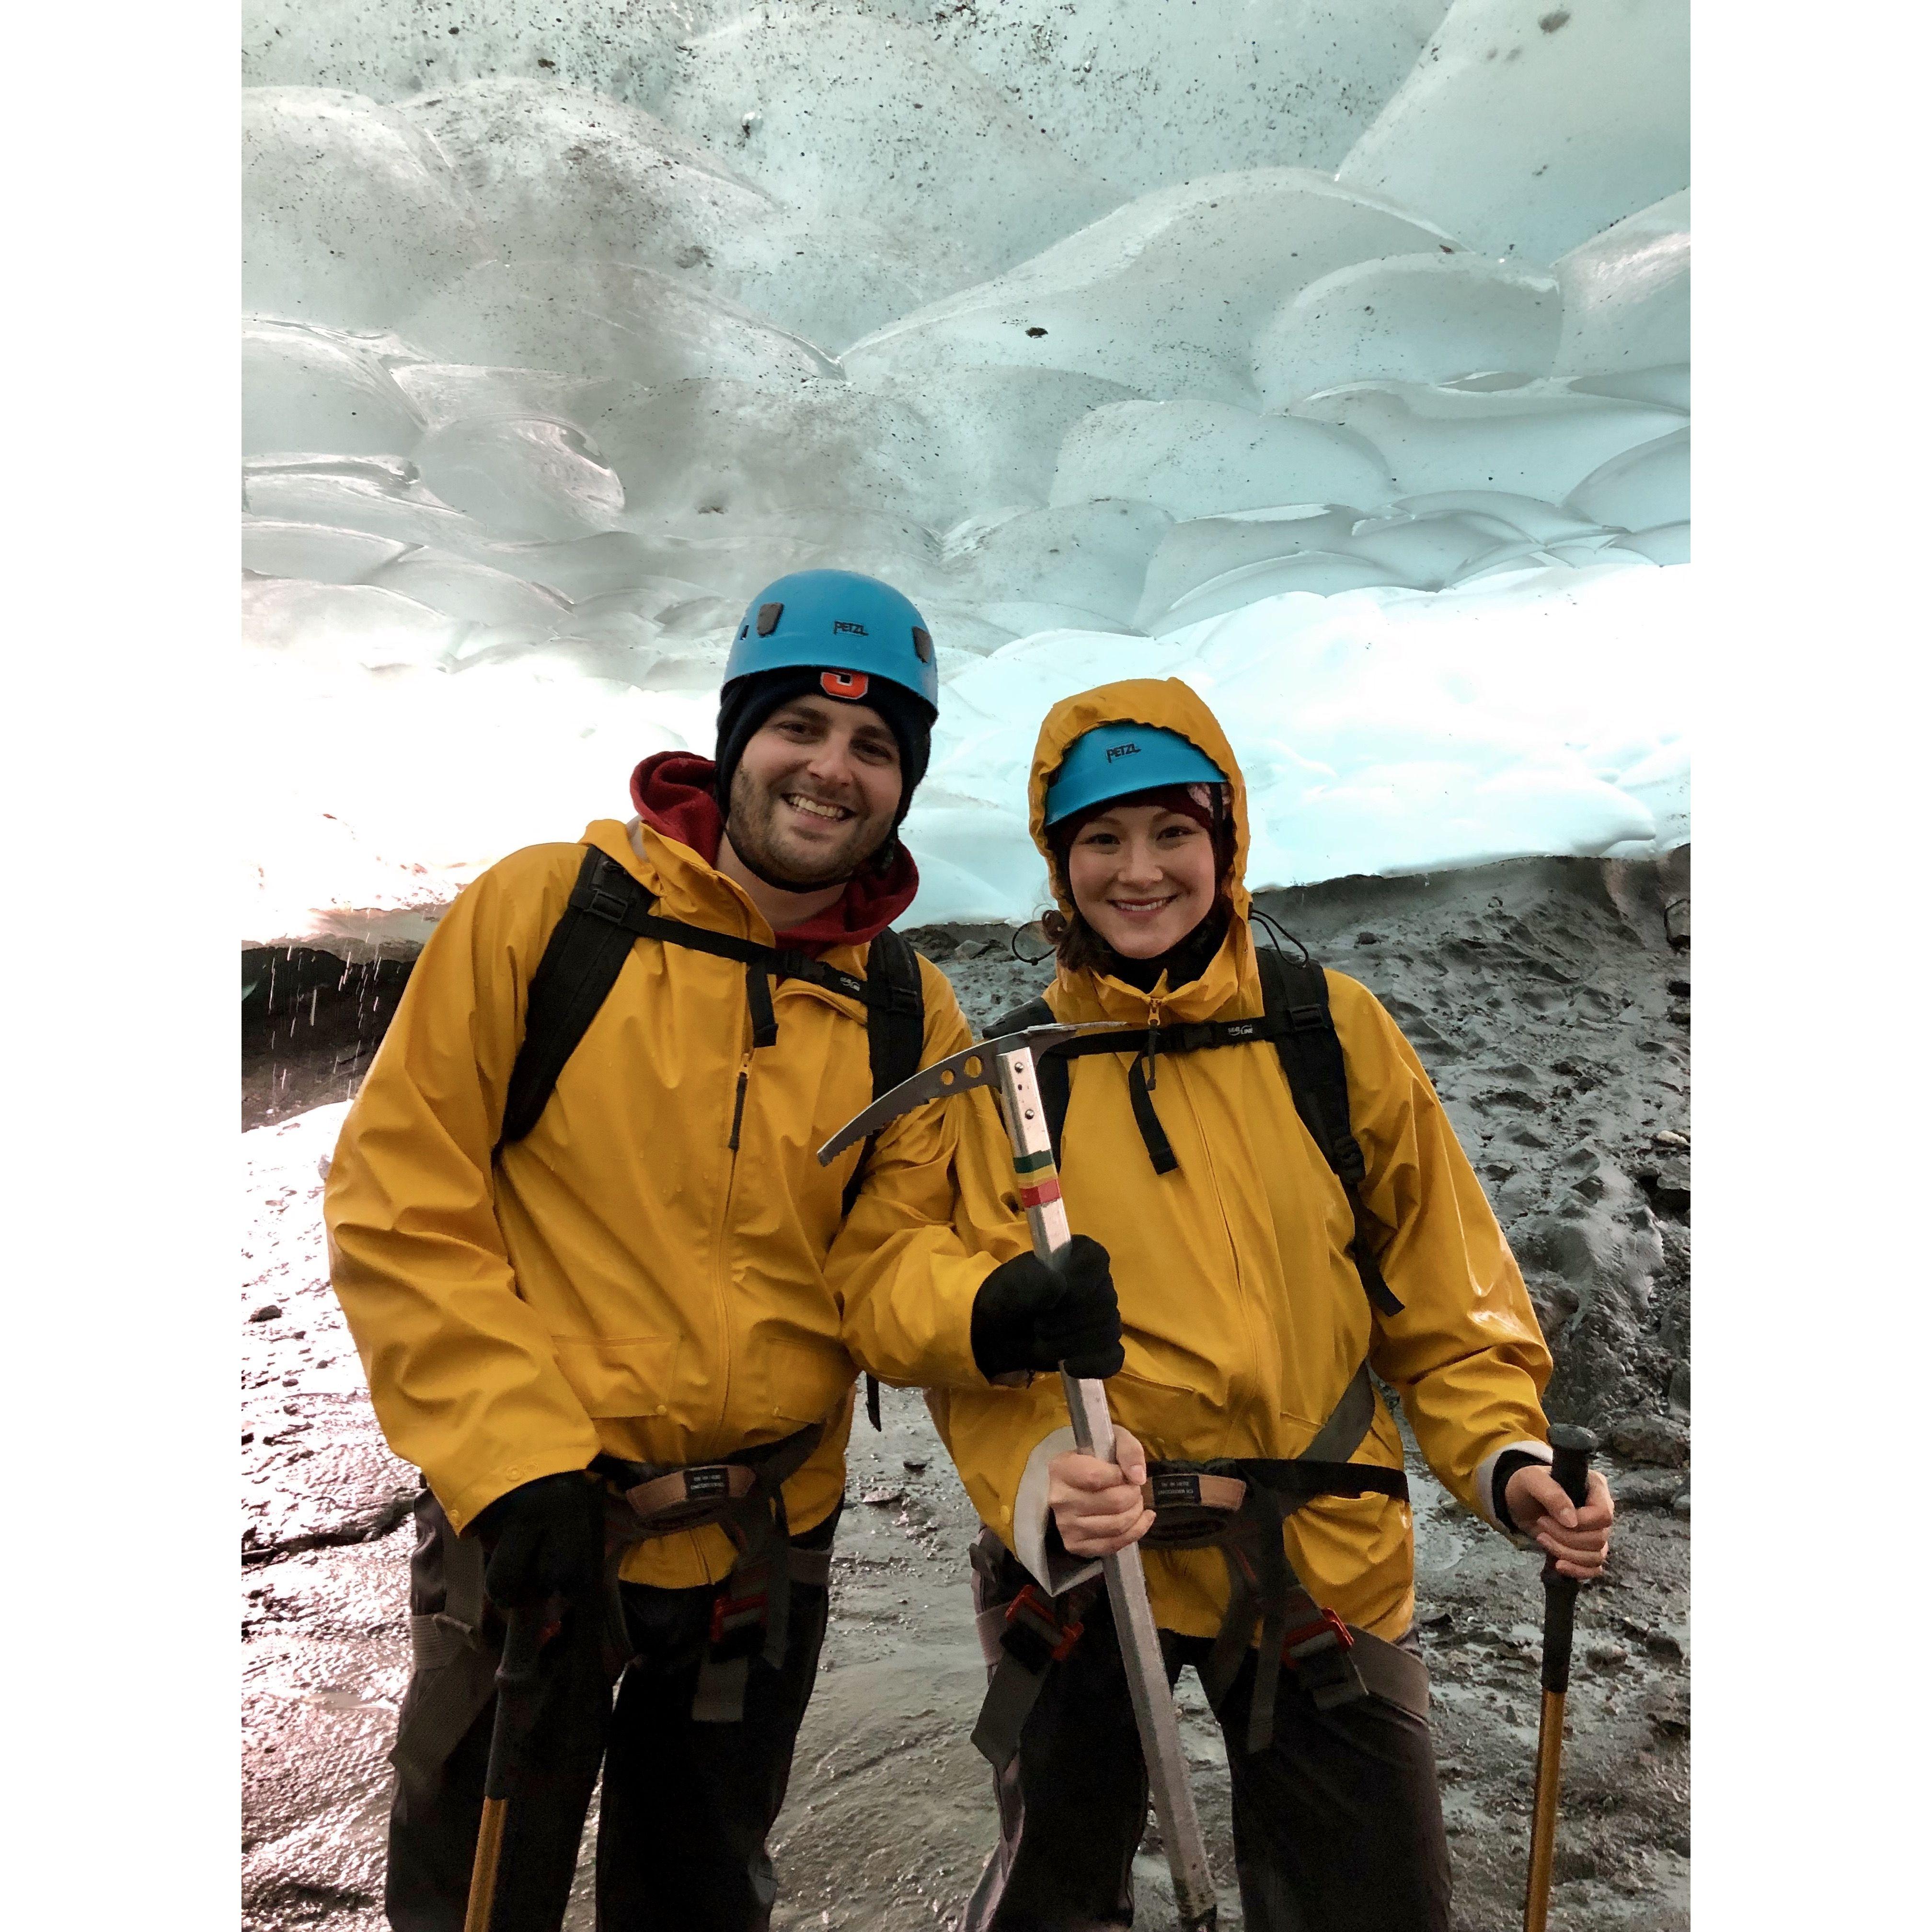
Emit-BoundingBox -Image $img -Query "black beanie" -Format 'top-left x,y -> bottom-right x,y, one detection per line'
713,668 -> 933,833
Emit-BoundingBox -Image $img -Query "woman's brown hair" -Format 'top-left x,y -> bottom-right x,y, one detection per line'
1038,898 -> 1114,976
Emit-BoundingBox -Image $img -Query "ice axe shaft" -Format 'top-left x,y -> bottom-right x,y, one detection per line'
819,1023 -> 1216,1930
462,1606 -> 551,1932
997,1044 -> 1219,1932
1523,1426 -> 1598,1932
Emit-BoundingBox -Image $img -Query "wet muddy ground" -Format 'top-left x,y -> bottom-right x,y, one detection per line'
242,851 -> 1689,1930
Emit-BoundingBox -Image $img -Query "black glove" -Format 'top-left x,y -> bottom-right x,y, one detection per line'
971,1235 -> 1124,1382
470,1470 -> 604,1610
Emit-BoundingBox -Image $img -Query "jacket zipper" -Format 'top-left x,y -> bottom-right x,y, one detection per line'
708,1017 -> 755,1441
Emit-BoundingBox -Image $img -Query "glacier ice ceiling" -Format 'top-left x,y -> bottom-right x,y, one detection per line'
241,0 -> 1689,946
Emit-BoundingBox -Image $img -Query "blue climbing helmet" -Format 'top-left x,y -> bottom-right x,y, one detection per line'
1043,720 -> 1229,828
724,569 -> 939,720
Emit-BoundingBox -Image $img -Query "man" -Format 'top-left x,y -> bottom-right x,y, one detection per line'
324,569 -> 1123,1932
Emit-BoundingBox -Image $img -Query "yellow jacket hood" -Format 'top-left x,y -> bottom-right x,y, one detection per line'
1028,677 -> 1253,924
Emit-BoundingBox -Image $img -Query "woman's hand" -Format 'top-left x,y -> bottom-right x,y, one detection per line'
1506,1465 -> 1616,1580
1047,1425 -> 1154,1556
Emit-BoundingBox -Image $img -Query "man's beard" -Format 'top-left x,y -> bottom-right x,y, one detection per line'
725,763 -> 894,890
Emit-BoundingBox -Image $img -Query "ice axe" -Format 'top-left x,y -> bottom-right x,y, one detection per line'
1523,1425 -> 1598,1932
462,1604 -> 556,1932
820,1021 -> 1219,1931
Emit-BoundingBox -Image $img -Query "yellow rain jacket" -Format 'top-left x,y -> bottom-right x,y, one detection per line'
904,679 -> 1554,1643
324,813 -> 1005,1589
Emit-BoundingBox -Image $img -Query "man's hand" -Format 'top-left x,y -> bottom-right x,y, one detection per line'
972,1236 -> 1124,1381
470,1470 -> 604,1610
1047,1424 -> 1154,1557
1506,1465 -> 1616,1580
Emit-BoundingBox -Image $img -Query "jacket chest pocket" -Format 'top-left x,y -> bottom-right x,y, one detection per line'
551,1334 -> 679,1419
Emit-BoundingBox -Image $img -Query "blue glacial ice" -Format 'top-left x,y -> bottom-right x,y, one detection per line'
840,171 -> 1457,409
1554,193 -> 1691,378
1254,253 -> 1562,407
239,0 -> 1689,946
1336,0 -> 1690,262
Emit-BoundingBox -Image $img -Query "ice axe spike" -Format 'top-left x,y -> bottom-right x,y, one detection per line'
1523,1425 -> 1598,1932
819,1023 -> 1219,1932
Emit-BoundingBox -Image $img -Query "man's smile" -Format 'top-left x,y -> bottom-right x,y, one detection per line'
782,793 -> 857,824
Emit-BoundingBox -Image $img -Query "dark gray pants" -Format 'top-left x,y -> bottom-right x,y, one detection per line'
384,1494 -> 836,1932
964,1544 -> 1451,1932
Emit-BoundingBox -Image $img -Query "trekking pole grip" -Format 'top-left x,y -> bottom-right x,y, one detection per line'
1539,1426 -> 1598,1696
1549,1425 -> 1595,1513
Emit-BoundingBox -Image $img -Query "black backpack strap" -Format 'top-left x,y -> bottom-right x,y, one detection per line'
840,928 -> 926,1220
498,846 -> 912,1160
862,930 -> 926,1126
847,928 -> 927,1432
1125,1055 -> 1179,1174
1039,1008 -> 1289,1178
495,848 -> 654,1156
1254,949 -> 1403,1318
511,852 -> 873,1057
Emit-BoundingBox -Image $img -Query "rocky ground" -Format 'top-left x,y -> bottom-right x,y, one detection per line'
241,848 -> 1689,1930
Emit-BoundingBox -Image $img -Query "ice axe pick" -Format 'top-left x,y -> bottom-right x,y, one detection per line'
820,1021 -> 1219,1931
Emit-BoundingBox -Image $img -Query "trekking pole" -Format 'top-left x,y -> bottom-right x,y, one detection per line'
820,1021 -> 1218,1931
463,1605 -> 552,1932
1523,1425 -> 1598,1932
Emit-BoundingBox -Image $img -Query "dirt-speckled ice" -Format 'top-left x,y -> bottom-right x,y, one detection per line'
240,1 -> 1689,953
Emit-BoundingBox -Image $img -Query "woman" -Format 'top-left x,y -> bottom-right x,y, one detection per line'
925,677 -> 1615,1932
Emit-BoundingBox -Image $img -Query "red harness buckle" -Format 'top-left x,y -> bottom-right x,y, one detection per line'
1007,1583 -> 1085,1662
709,1587 -> 768,1646
1281,1606 -> 1354,1662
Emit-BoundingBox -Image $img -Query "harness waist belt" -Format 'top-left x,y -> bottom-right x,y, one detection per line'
590,1422 -> 829,1724
1141,1454 -> 1410,1552
610,1462 -> 759,1538
969,1364 -> 1409,1763
1139,1470 -> 1247,1548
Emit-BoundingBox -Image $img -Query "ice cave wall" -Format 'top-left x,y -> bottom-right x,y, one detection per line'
240,0 -> 1689,948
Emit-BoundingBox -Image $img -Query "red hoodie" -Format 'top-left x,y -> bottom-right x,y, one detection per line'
629,752 -> 920,953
